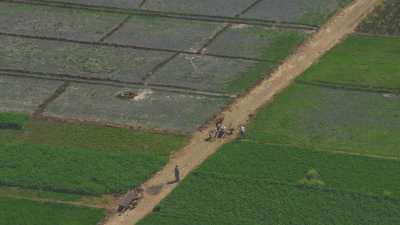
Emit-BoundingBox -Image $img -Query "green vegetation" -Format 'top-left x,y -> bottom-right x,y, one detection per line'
137,78 -> 400,224
140,177 -> 400,225
0,118 -> 186,195
246,83 -> 400,157
0,197 -> 104,225
0,143 -> 166,195
358,0 -> 400,36
226,31 -> 305,93
0,118 -> 186,157
138,142 -> 400,225
300,35 -> 400,90
255,30 -> 306,62
199,142 -> 400,197
0,112 -> 28,129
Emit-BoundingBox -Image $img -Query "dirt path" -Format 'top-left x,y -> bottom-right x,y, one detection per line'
103,0 -> 381,224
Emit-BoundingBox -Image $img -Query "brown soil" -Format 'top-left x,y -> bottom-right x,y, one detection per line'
102,0 -> 382,224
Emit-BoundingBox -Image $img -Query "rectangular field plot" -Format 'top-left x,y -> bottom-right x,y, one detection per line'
44,83 -> 227,133
241,0 -> 352,26
0,118 -> 186,195
0,2 -> 125,42
147,54 -> 270,93
0,75 -> 63,114
0,36 -> 173,83
206,26 -> 306,59
300,35 -> 400,90
138,173 -> 400,225
104,15 -> 224,52
29,0 -> 142,9
358,0 -> 400,36
245,83 -> 400,158
0,143 -> 165,195
142,0 -> 255,17
0,118 -> 186,158
0,197 -> 104,225
200,142 -> 400,197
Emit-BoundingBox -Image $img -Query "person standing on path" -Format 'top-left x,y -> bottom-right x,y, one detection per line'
239,125 -> 246,138
174,165 -> 180,183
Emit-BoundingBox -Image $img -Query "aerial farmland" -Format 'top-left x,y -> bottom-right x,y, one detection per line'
0,0 -> 398,225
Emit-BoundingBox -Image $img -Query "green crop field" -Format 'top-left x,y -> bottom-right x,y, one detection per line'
0,143 -> 166,195
0,118 -> 186,157
245,83 -> 400,158
138,142 -> 400,225
0,117 -> 187,195
200,142 -> 400,197
358,0 -> 400,36
139,177 -> 400,225
226,30 -> 306,94
299,34 -> 400,90
0,197 -> 104,225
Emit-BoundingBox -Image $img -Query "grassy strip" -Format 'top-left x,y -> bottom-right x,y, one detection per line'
300,34 -> 400,89
245,83 -> 400,158
0,112 -> 28,129
226,30 -> 306,94
0,197 -> 104,225
0,143 -> 169,195
138,174 -> 400,225
357,0 -> 400,36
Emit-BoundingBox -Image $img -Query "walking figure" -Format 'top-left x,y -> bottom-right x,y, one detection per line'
174,165 -> 180,183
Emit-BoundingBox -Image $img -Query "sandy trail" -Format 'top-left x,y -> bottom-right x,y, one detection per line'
103,0 -> 381,224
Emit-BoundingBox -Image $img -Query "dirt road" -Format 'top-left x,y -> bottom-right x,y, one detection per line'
103,0 -> 381,224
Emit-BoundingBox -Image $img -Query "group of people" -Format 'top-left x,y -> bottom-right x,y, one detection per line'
175,119 -> 246,183
206,118 -> 246,141
214,118 -> 226,138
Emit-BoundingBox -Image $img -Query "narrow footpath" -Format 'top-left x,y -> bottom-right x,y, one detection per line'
103,0 -> 381,224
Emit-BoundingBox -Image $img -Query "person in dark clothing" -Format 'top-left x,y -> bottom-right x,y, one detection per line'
218,125 -> 226,138
174,165 -> 180,183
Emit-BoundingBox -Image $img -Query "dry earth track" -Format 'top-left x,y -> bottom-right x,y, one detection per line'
103,0 -> 382,224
